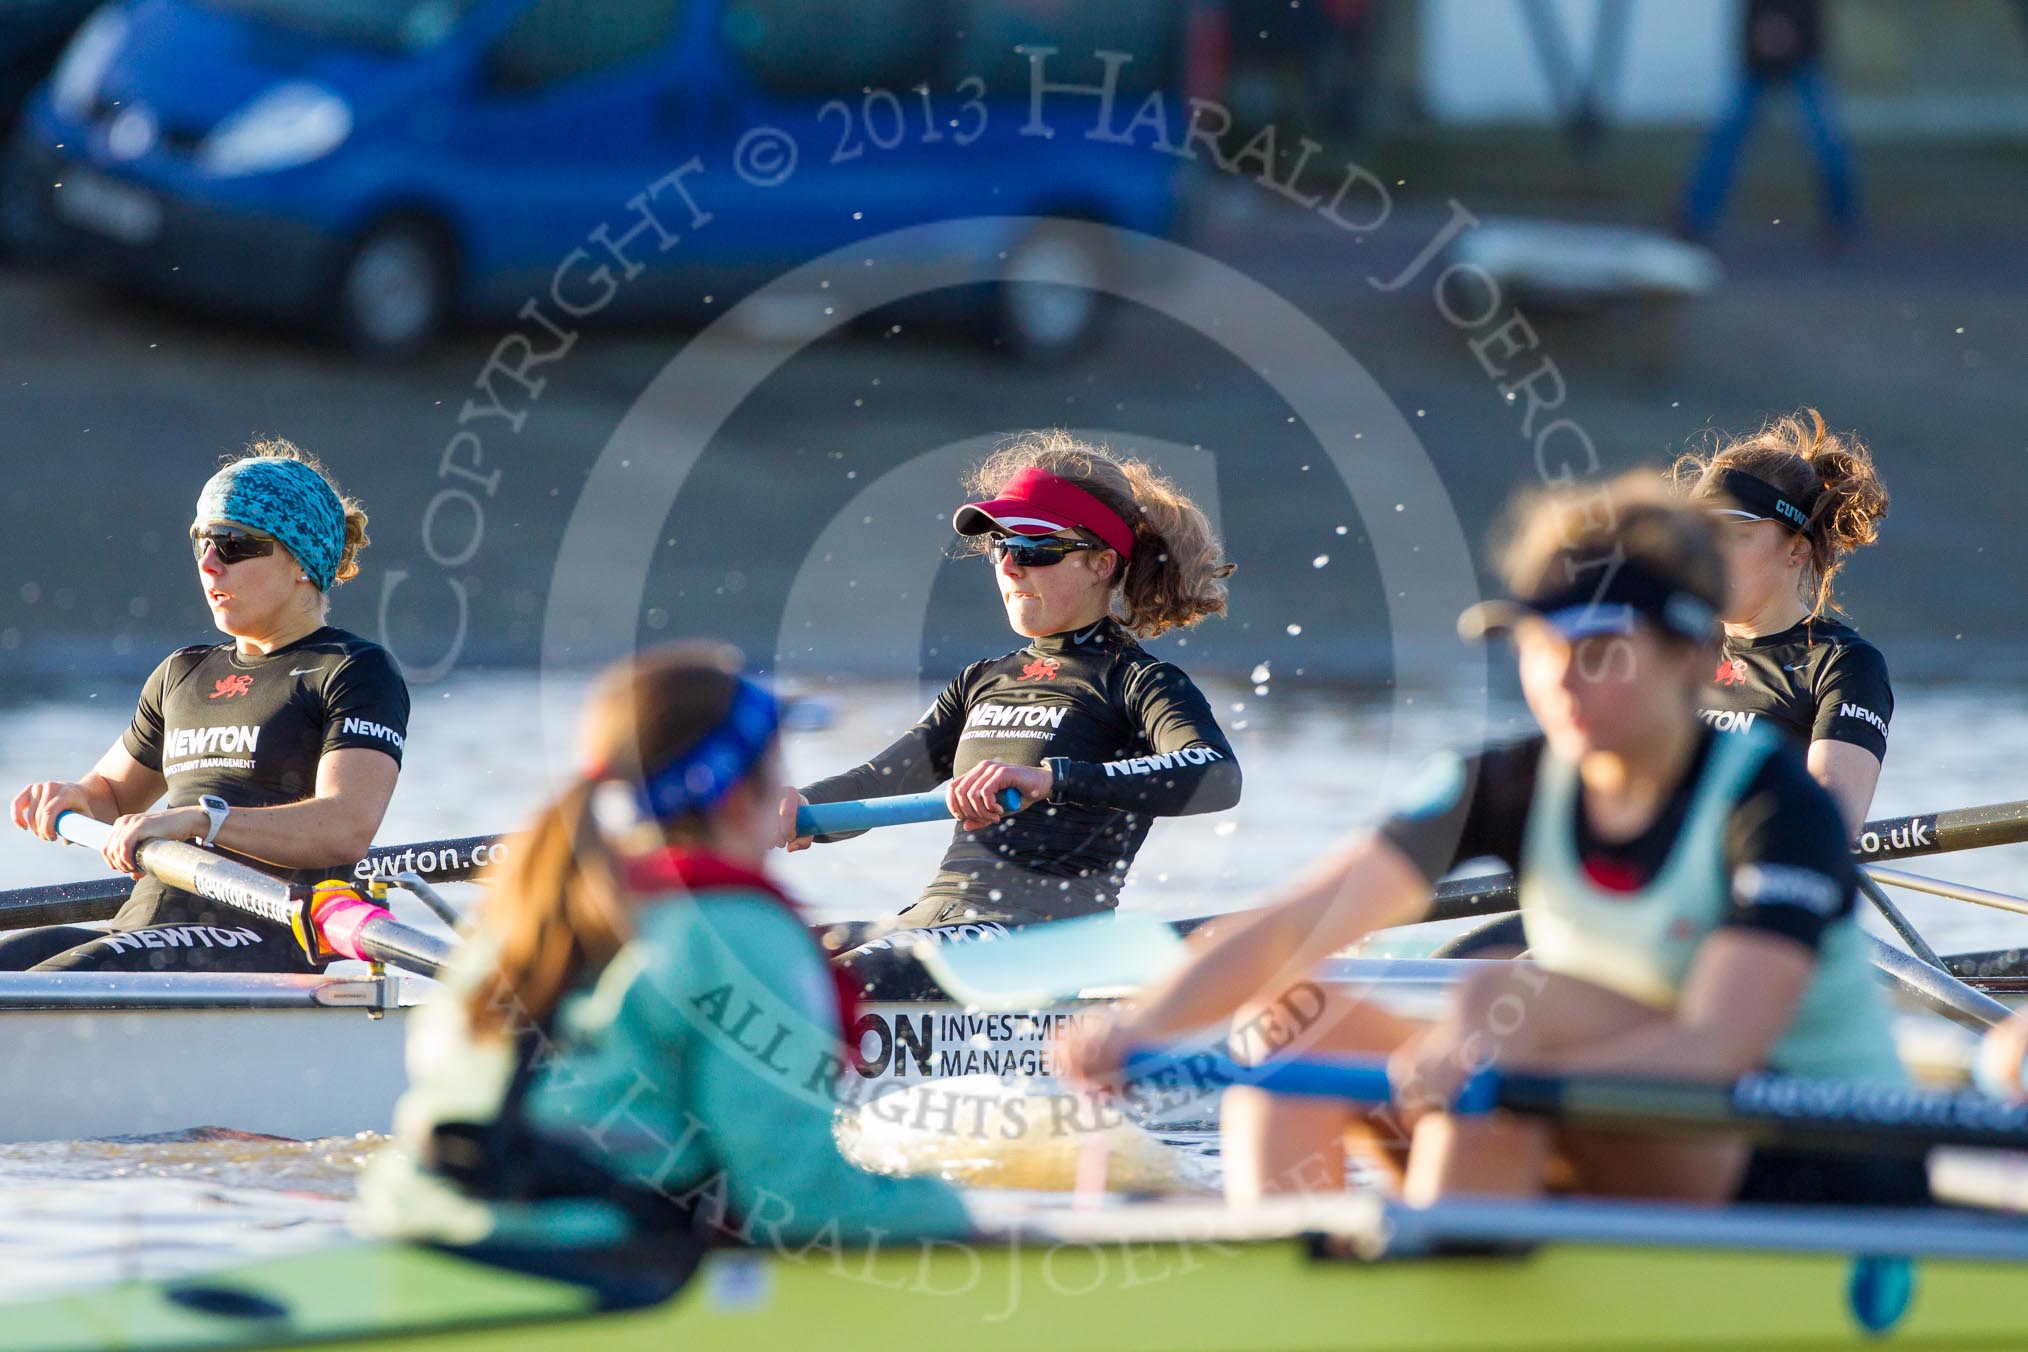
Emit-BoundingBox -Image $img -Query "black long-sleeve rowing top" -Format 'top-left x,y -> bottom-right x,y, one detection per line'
802,618 -> 1241,921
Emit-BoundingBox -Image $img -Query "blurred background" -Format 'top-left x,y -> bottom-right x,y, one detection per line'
1,0 -> 2024,691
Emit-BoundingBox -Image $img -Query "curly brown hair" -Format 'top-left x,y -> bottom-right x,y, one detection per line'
1670,408 -> 1888,620
959,431 -> 1234,638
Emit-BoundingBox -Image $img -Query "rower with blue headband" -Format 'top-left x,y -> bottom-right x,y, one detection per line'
194,453 -> 352,593
591,677 -> 781,838
5,439 -> 410,974
357,641 -> 971,1260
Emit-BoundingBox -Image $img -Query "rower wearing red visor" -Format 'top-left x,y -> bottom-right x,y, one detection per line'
786,432 -> 1242,929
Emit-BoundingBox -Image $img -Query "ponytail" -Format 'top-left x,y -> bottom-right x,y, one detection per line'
462,639 -> 755,1039
465,779 -> 630,1039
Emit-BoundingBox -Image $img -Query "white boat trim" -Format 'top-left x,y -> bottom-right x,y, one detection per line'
0,968 -> 429,1144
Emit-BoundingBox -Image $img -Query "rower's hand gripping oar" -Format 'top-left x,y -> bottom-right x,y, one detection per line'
793,787 -> 1022,837
1121,1048 -> 2028,1156
53,810 -> 453,978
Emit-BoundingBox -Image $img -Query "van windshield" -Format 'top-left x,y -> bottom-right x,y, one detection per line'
204,0 -> 483,54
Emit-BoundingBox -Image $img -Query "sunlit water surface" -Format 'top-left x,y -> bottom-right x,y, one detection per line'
1,671 -> 2024,1297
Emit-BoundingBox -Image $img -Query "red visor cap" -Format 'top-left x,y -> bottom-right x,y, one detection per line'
952,466 -> 1135,560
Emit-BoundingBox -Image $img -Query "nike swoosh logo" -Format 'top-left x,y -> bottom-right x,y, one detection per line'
1783,662 -> 1809,671
289,667 -> 322,677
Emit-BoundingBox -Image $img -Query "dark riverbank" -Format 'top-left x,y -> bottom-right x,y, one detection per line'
3,129 -> 2023,688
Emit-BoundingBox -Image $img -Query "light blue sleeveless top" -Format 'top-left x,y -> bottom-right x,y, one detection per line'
1520,730 -> 1904,1083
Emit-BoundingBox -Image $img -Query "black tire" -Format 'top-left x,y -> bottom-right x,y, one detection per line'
329,216 -> 453,358
989,221 -> 1113,364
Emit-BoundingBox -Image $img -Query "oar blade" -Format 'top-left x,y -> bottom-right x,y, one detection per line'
917,912 -> 1188,1010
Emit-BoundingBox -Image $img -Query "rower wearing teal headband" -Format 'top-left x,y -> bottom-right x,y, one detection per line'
196,455 -> 349,592
6,439 -> 408,975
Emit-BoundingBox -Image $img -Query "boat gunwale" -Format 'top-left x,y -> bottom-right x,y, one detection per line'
0,970 -> 423,1011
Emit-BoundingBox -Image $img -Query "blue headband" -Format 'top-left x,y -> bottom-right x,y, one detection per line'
633,678 -> 781,822
195,458 -> 347,591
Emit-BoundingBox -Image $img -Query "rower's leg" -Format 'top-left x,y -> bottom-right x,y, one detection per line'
0,924 -> 112,971
1557,1129 -> 1751,1202
1222,984 -> 1424,1205
1402,1113 -> 1552,1204
1397,965 -> 1675,1202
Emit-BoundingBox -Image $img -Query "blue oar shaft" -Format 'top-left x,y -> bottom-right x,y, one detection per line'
1124,1049 -> 1398,1103
795,787 -> 1022,836
1124,1049 -> 2028,1154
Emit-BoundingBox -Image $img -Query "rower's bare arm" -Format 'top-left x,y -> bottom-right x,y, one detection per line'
196,747 -> 399,868
9,743 -> 165,839
88,742 -> 169,817
1806,739 -> 1882,837
1117,834 -> 1431,1044
1553,930 -> 1816,1080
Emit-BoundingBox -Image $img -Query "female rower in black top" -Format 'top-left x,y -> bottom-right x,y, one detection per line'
1675,408 -> 1891,833
7,439 -> 409,973
784,431 -> 1241,929
1063,474 -> 1918,1210
1447,410 -> 1895,962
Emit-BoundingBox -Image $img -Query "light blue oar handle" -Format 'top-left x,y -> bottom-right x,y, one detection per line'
1123,1049 -> 1499,1112
795,787 -> 1022,836
53,810 -> 110,851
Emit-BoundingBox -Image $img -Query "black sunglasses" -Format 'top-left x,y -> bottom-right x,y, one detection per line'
190,524 -> 279,566
988,535 -> 1101,568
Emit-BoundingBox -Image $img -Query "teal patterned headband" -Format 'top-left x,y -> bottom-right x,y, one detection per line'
195,458 -> 347,590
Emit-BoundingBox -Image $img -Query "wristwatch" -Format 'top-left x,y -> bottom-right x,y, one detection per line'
198,794 -> 231,848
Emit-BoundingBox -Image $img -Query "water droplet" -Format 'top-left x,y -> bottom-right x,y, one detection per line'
1249,662 -> 1271,683
1286,624 -> 1303,636
1312,554 -> 1329,569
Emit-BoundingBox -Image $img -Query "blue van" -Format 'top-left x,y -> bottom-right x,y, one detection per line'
11,0 -> 1211,358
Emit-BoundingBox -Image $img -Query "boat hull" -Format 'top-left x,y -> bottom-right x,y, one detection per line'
0,954 -> 1980,1142
0,971 -> 423,1143
12,1197 -> 2028,1351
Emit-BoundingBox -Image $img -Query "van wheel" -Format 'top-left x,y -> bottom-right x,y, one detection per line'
331,218 -> 451,357
992,223 -> 1111,363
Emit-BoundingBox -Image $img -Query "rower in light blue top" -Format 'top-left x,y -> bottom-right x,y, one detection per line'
1062,473 -> 1919,1212
356,642 -> 967,1267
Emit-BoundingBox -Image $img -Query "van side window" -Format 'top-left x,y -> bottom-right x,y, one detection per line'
721,0 -> 946,93
483,0 -> 685,92
955,0 -> 1180,99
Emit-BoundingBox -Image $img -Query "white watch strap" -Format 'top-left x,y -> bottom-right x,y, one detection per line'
199,796 -> 230,848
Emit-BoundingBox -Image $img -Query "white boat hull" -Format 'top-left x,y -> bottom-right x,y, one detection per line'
0,970 -> 424,1143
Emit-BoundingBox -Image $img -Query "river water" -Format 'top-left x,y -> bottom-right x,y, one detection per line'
1,671 -> 2025,1297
